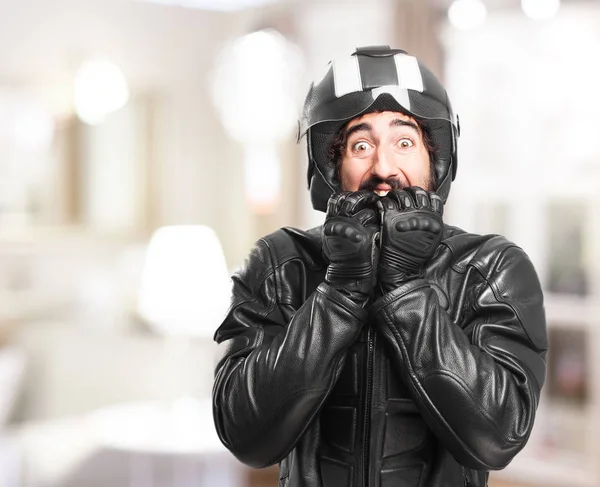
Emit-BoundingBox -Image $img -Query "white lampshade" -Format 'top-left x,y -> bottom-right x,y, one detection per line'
447,0 -> 487,31
210,28 -> 302,144
521,0 -> 560,20
75,59 -> 129,125
137,225 -> 231,338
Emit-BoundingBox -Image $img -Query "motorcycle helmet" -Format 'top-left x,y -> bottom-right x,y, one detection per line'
298,45 -> 460,211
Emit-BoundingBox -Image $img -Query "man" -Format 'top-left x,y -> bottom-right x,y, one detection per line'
212,46 -> 548,487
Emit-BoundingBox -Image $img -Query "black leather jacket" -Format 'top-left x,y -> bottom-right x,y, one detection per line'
212,224 -> 548,487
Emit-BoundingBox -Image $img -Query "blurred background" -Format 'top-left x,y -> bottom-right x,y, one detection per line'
0,0 -> 598,486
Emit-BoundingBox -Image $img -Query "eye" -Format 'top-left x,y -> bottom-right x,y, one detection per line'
351,141 -> 371,152
397,138 -> 414,149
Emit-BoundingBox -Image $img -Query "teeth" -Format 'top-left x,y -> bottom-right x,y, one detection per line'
374,190 -> 389,197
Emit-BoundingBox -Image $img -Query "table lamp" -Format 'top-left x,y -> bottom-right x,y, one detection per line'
137,225 -> 231,339
88,226 -> 240,487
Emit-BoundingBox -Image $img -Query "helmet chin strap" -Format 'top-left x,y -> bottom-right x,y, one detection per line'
306,126 -> 337,191
309,166 -> 336,212
434,165 -> 452,204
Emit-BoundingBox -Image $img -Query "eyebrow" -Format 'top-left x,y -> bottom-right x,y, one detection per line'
344,122 -> 371,140
390,118 -> 420,133
345,118 -> 420,140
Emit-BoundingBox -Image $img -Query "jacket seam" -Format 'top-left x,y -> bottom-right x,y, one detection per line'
439,240 -> 471,274
315,284 -> 368,322
262,238 -> 320,316
469,244 -> 516,282
372,281 -> 430,311
245,237 -> 279,297
238,238 -> 284,329
275,254 -> 325,273
219,240 -> 277,344
226,238 -> 278,325
261,237 -> 283,316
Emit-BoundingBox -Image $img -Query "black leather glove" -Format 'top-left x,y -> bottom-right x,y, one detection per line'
377,187 -> 444,294
322,190 -> 380,307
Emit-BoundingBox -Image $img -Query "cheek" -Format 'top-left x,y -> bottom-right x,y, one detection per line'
404,148 -> 431,180
339,158 -> 370,190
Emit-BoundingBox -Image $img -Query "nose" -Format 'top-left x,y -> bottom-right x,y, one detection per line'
371,146 -> 398,180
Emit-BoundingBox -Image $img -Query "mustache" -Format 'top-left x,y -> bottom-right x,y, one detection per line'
358,177 -> 405,192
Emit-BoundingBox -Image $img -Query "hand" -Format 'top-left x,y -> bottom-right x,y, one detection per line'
322,190 -> 380,307
377,187 -> 444,294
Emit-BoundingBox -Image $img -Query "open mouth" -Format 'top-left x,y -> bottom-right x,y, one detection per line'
373,190 -> 390,197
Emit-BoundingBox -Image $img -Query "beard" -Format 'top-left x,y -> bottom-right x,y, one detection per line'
342,173 -> 434,193
358,176 -> 403,192
337,157 -> 437,193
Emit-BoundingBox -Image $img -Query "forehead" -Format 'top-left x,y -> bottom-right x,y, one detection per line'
346,110 -> 419,131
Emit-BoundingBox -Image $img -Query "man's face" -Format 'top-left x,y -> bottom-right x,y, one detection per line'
339,111 -> 433,195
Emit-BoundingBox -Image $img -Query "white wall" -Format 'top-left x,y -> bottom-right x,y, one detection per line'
0,0 -> 257,266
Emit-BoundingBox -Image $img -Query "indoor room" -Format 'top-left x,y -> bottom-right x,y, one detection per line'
0,0 -> 597,486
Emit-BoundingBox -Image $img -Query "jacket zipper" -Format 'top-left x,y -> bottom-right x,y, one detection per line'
363,327 -> 375,487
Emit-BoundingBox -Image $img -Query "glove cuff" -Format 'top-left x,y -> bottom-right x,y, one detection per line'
380,250 -> 422,277
325,262 -> 373,284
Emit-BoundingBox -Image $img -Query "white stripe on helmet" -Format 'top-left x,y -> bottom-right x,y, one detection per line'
393,53 -> 424,92
332,55 -> 363,98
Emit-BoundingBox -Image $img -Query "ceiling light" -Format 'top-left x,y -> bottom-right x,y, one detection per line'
74,60 -> 129,125
210,28 -> 301,142
448,0 -> 487,31
521,0 -> 560,20
136,0 -> 280,12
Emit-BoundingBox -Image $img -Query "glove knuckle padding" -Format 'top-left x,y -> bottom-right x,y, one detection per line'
325,216 -> 366,252
323,222 -> 335,236
322,205 -> 380,304
378,191 -> 444,289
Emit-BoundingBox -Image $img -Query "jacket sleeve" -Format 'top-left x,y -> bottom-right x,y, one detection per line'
212,236 -> 368,469
370,244 -> 548,471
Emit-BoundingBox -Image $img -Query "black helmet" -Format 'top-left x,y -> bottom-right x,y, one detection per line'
298,45 -> 460,212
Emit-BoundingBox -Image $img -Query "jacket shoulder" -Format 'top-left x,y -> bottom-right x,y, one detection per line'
213,230 -> 293,344
261,226 -> 325,271
441,224 -> 524,273
442,225 -> 547,350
